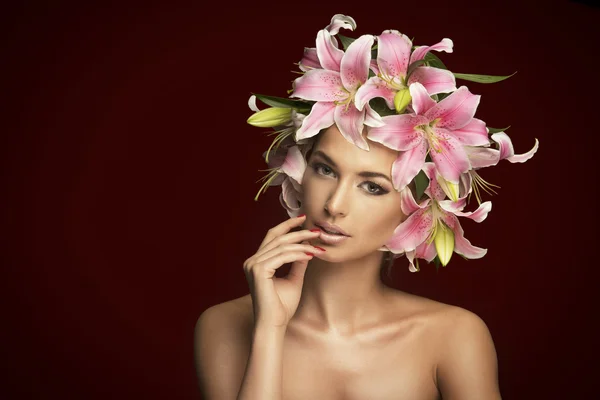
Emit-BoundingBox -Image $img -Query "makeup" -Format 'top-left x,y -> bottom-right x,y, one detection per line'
315,227 -> 350,245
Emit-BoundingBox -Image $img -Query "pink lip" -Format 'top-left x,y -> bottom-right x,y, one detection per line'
316,229 -> 350,245
315,222 -> 350,237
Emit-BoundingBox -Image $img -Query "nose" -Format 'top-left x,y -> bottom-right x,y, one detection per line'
324,180 -> 351,217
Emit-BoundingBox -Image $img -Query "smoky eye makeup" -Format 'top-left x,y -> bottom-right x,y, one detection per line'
310,161 -> 390,196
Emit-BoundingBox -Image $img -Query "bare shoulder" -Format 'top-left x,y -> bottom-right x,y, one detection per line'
389,290 -> 489,332
193,295 -> 254,399
395,291 -> 496,358
388,291 -> 501,399
410,296 -> 500,399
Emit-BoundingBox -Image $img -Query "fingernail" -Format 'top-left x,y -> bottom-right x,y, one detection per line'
297,214 -> 306,218
310,229 -> 320,233
313,246 -> 326,252
305,252 -> 314,256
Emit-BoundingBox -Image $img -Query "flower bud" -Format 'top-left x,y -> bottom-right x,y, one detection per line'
394,88 -> 412,114
247,107 -> 292,128
437,176 -> 460,202
434,223 -> 455,266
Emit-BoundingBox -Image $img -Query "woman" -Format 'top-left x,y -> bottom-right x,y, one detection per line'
194,14 -> 536,399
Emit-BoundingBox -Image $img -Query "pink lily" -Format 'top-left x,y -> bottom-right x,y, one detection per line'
299,14 -> 357,72
385,163 -> 491,271
255,142 -> 306,210
355,31 -> 456,111
367,82 -> 489,191
291,34 -> 384,150
463,132 -> 539,203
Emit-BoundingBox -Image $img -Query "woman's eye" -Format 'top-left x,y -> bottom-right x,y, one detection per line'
363,182 -> 387,195
315,164 -> 334,176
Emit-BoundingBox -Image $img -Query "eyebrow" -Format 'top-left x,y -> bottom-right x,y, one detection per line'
312,150 -> 392,183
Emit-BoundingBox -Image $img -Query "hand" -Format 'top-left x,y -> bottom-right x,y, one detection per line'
243,214 -> 325,329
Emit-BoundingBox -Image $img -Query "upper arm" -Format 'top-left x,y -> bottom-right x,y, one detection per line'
436,308 -> 501,400
193,304 -> 251,400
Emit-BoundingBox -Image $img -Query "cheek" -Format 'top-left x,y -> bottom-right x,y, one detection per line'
300,176 -> 325,209
358,200 -> 405,238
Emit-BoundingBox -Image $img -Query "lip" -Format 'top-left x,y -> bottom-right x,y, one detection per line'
315,221 -> 350,237
316,229 -> 350,245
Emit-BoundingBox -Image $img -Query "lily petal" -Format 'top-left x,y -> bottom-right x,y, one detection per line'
491,132 -> 540,163
325,14 -> 357,35
425,86 -> 480,131
364,103 -> 385,127
354,76 -> 396,111
370,59 -> 380,75
299,47 -> 322,72
334,103 -> 369,150
377,30 -> 412,79
295,102 -> 336,140
465,145 -> 500,169
316,29 -> 344,71
453,200 -> 492,223
280,178 -> 302,218
385,206 -> 433,253
405,250 -> 419,272
443,214 -> 487,259
422,162 -> 447,202
409,82 -> 437,115
391,140 -> 428,191
452,118 -> 490,146
428,127 -> 471,184
280,146 -> 307,184
248,95 -> 259,112
439,197 -> 468,213
409,38 -> 453,64
340,34 -> 374,91
407,66 -> 457,95
400,185 -> 427,215
291,69 -> 346,102
367,114 -> 428,151
417,240 -> 437,261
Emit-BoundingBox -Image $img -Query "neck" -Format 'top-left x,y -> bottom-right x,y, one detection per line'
290,250 -> 391,337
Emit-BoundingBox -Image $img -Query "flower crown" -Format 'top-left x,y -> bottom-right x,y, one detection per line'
247,14 -> 539,272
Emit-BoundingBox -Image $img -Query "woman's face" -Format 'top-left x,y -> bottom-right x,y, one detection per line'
301,124 -> 407,262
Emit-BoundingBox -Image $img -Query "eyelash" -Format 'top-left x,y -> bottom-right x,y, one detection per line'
310,162 -> 389,196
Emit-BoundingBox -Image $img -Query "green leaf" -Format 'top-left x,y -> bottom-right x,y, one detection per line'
254,94 -> 312,113
453,71 -> 517,83
488,126 -> 511,134
414,170 -> 429,201
406,59 -> 427,80
368,98 -> 396,117
337,34 -> 355,50
436,92 -> 450,101
424,52 -> 447,70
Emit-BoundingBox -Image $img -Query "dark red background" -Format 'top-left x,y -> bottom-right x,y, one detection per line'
2,1 -> 597,399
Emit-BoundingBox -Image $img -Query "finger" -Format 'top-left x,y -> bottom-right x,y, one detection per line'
287,258 -> 310,282
253,251 -> 314,280
255,229 -> 321,259
254,243 -> 325,265
258,214 -> 307,250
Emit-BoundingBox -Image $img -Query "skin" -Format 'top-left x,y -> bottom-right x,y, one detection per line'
195,124 -> 501,399
292,123 -> 408,336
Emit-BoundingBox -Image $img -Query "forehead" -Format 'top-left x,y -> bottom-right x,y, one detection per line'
313,124 -> 399,173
